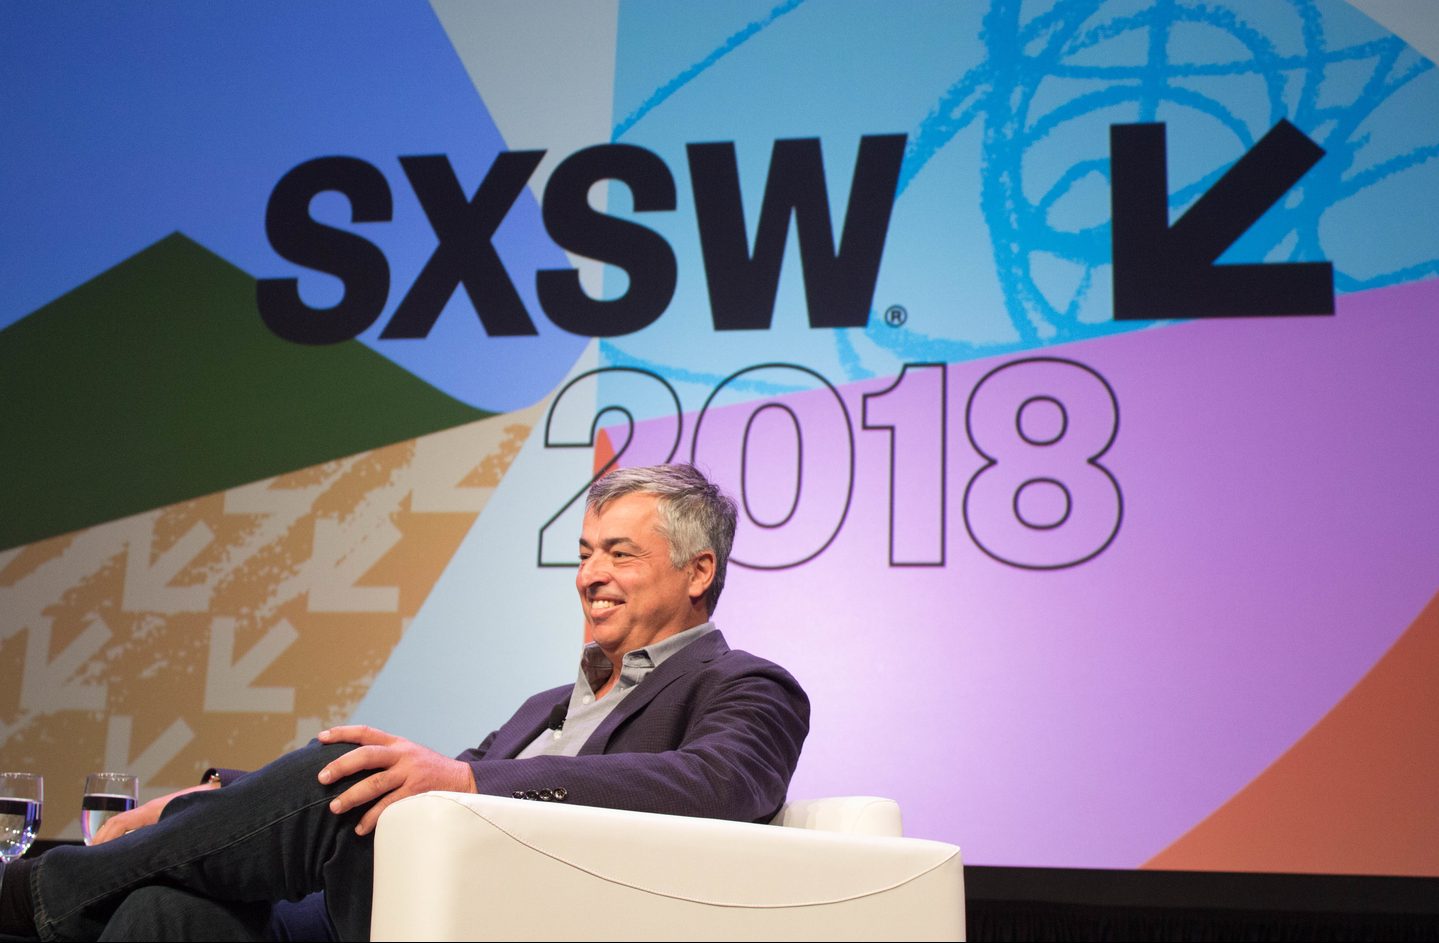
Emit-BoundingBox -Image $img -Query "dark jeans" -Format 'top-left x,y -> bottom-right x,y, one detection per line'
31,742 -> 372,941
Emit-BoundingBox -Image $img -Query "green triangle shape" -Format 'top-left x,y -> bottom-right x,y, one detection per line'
0,232 -> 491,550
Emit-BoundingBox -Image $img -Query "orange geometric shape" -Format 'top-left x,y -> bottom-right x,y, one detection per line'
1145,588 -> 1439,876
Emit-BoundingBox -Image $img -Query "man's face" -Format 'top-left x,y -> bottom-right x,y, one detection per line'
577,492 -> 708,658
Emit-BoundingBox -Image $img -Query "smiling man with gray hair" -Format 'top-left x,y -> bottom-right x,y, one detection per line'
0,464 -> 810,941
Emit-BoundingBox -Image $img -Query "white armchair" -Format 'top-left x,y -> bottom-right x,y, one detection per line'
370,793 -> 965,941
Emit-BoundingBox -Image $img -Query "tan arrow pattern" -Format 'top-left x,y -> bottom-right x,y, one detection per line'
0,406 -> 538,839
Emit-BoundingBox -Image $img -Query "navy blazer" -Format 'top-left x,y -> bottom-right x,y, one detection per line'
454,630 -> 809,824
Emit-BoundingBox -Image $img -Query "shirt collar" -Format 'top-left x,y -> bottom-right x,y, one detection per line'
579,621 -> 715,694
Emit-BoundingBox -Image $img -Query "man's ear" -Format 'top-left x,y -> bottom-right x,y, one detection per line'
687,550 -> 716,604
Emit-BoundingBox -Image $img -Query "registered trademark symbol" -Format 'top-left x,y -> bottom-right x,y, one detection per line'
884,305 -> 908,327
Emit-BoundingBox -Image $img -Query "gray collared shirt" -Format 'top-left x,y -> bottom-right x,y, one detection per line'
515,622 -> 715,759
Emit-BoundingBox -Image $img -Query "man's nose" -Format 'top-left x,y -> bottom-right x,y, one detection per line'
579,556 -> 611,585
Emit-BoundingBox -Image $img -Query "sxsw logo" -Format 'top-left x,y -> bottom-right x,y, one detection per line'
257,136 -> 906,344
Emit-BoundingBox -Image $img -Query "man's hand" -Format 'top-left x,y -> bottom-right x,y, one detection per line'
316,725 -> 477,836
91,782 -> 218,845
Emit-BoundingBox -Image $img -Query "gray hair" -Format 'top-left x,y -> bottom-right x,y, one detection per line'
586,464 -> 738,616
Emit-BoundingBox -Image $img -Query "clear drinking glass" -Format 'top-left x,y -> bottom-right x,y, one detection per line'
0,772 -> 43,862
81,772 -> 138,845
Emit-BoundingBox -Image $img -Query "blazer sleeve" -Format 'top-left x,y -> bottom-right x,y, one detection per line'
458,653 -> 809,825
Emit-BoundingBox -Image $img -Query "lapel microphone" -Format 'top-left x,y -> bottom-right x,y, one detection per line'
546,702 -> 567,731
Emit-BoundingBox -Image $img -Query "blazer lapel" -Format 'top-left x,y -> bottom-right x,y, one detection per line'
578,629 -> 730,755
493,688 -> 570,759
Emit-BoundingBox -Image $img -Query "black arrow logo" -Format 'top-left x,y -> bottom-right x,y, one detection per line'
1110,120 -> 1334,320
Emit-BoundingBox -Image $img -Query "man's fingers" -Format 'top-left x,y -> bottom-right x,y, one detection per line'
318,744 -> 393,786
92,805 -> 155,845
318,737 -> 467,831
92,811 -> 132,845
317,724 -> 393,746
355,791 -> 401,837
328,768 -> 393,816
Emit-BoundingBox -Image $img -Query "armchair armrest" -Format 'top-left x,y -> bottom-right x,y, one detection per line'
371,792 -> 964,941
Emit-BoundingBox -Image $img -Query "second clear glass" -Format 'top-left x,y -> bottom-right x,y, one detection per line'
81,772 -> 138,846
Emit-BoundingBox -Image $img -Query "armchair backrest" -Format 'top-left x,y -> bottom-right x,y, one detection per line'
771,795 -> 904,837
